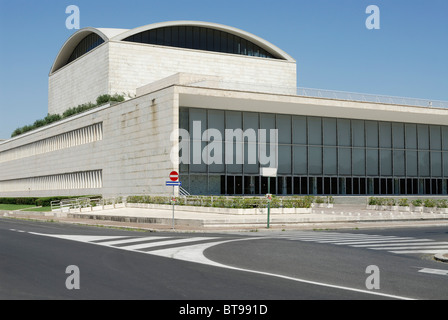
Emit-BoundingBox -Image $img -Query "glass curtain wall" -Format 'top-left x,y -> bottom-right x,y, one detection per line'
123,26 -> 278,59
179,107 -> 448,196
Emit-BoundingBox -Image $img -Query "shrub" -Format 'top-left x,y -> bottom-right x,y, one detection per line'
11,94 -> 125,138
437,199 -> 448,208
423,199 -> 437,208
386,198 -> 396,206
411,199 -> 423,207
368,197 -> 377,206
398,198 -> 409,206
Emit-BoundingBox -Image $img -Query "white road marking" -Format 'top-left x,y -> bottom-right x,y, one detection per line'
27,231 -> 417,300
418,268 -> 448,276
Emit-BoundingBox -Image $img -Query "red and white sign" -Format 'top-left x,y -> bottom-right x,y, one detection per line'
169,171 -> 179,182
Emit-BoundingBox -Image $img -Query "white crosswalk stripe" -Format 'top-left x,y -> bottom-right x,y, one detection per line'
269,231 -> 448,255
28,232 -> 241,262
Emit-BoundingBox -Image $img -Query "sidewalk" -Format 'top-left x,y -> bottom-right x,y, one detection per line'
2,204 -> 448,232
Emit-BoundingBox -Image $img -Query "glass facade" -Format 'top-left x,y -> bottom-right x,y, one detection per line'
179,107 -> 448,196
122,26 -> 278,59
67,33 -> 105,65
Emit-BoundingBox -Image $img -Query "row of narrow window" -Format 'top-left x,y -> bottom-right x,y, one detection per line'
0,123 -> 103,164
0,170 -> 102,192
123,26 -> 277,59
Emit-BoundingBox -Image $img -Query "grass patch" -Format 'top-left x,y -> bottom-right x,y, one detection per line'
0,204 -> 37,210
22,207 -> 52,212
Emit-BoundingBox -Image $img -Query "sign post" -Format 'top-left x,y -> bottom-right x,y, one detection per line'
260,168 -> 277,229
166,171 -> 181,230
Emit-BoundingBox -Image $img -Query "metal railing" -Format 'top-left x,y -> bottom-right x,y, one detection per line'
51,196 -> 125,213
297,87 -> 448,109
188,79 -> 448,109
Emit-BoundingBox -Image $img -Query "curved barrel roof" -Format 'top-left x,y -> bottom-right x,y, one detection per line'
50,21 -> 295,74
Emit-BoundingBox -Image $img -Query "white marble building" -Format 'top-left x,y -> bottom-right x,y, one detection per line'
1,21 -> 447,197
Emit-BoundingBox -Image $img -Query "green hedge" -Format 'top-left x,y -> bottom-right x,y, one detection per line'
126,195 -> 316,209
0,196 -> 101,207
11,94 -> 125,138
369,197 -> 448,208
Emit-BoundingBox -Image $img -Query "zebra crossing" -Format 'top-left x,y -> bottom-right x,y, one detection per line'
28,232 -> 245,266
268,231 -> 448,255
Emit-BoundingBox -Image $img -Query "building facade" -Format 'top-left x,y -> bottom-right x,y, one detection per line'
0,21 -> 447,198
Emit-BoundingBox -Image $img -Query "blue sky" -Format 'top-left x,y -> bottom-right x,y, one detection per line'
0,0 -> 447,139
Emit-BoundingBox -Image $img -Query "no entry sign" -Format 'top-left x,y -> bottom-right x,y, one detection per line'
169,171 -> 179,182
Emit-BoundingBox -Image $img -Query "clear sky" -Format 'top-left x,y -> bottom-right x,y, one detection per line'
0,0 -> 447,139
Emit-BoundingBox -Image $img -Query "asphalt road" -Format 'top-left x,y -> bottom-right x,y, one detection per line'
1,217 -> 447,303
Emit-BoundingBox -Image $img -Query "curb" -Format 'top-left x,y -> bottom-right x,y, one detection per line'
434,253 -> 448,263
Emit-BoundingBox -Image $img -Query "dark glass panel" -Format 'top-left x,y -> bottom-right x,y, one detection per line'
186,26 -> 194,49
207,28 -> 214,51
171,27 -> 179,47
178,27 -> 186,47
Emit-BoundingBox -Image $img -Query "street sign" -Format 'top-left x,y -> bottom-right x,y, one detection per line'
166,181 -> 182,187
169,171 -> 179,181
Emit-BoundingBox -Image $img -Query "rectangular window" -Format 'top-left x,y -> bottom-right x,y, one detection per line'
442,127 -> 448,151
352,120 -> 365,147
309,147 -> 322,175
219,31 -> 227,53
338,147 -> 351,175
292,116 -> 307,145
192,27 -> 200,49
405,123 -> 417,149
200,28 -> 207,50
393,150 -> 405,177
171,27 -> 179,47
443,152 -> 448,177
337,119 -> 351,147
149,29 -> 157,44
418,124 -> 429,150
227,34 -> 234,54
323,147 -> 337,175
164,27 -> 172,45
380,149 -> 392,176
406,150 -> 418,177
392,123 -> 404,149
277,114 -> 291,144
323,118 -> 337,146
418,151 -> 430,177
352,148 -> 365,176
207,28 -> 214,51
431,152 -> 442,177
430,126 -> 442,150
278,145 -> 292,174
365,121 -> 378,148
185,27 -> 193,49
178,27 -> 186,47
142,31 -> 149,43
156,28 -> 164,45
308,117 -> 322,145
366,149 -> 379,176
213,30 -> 221,52
293,146 -> 307,175
379,122 -> 391,148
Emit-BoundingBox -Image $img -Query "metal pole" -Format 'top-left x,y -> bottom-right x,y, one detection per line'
267,177 -> 270,229
172,185 -> 175,230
